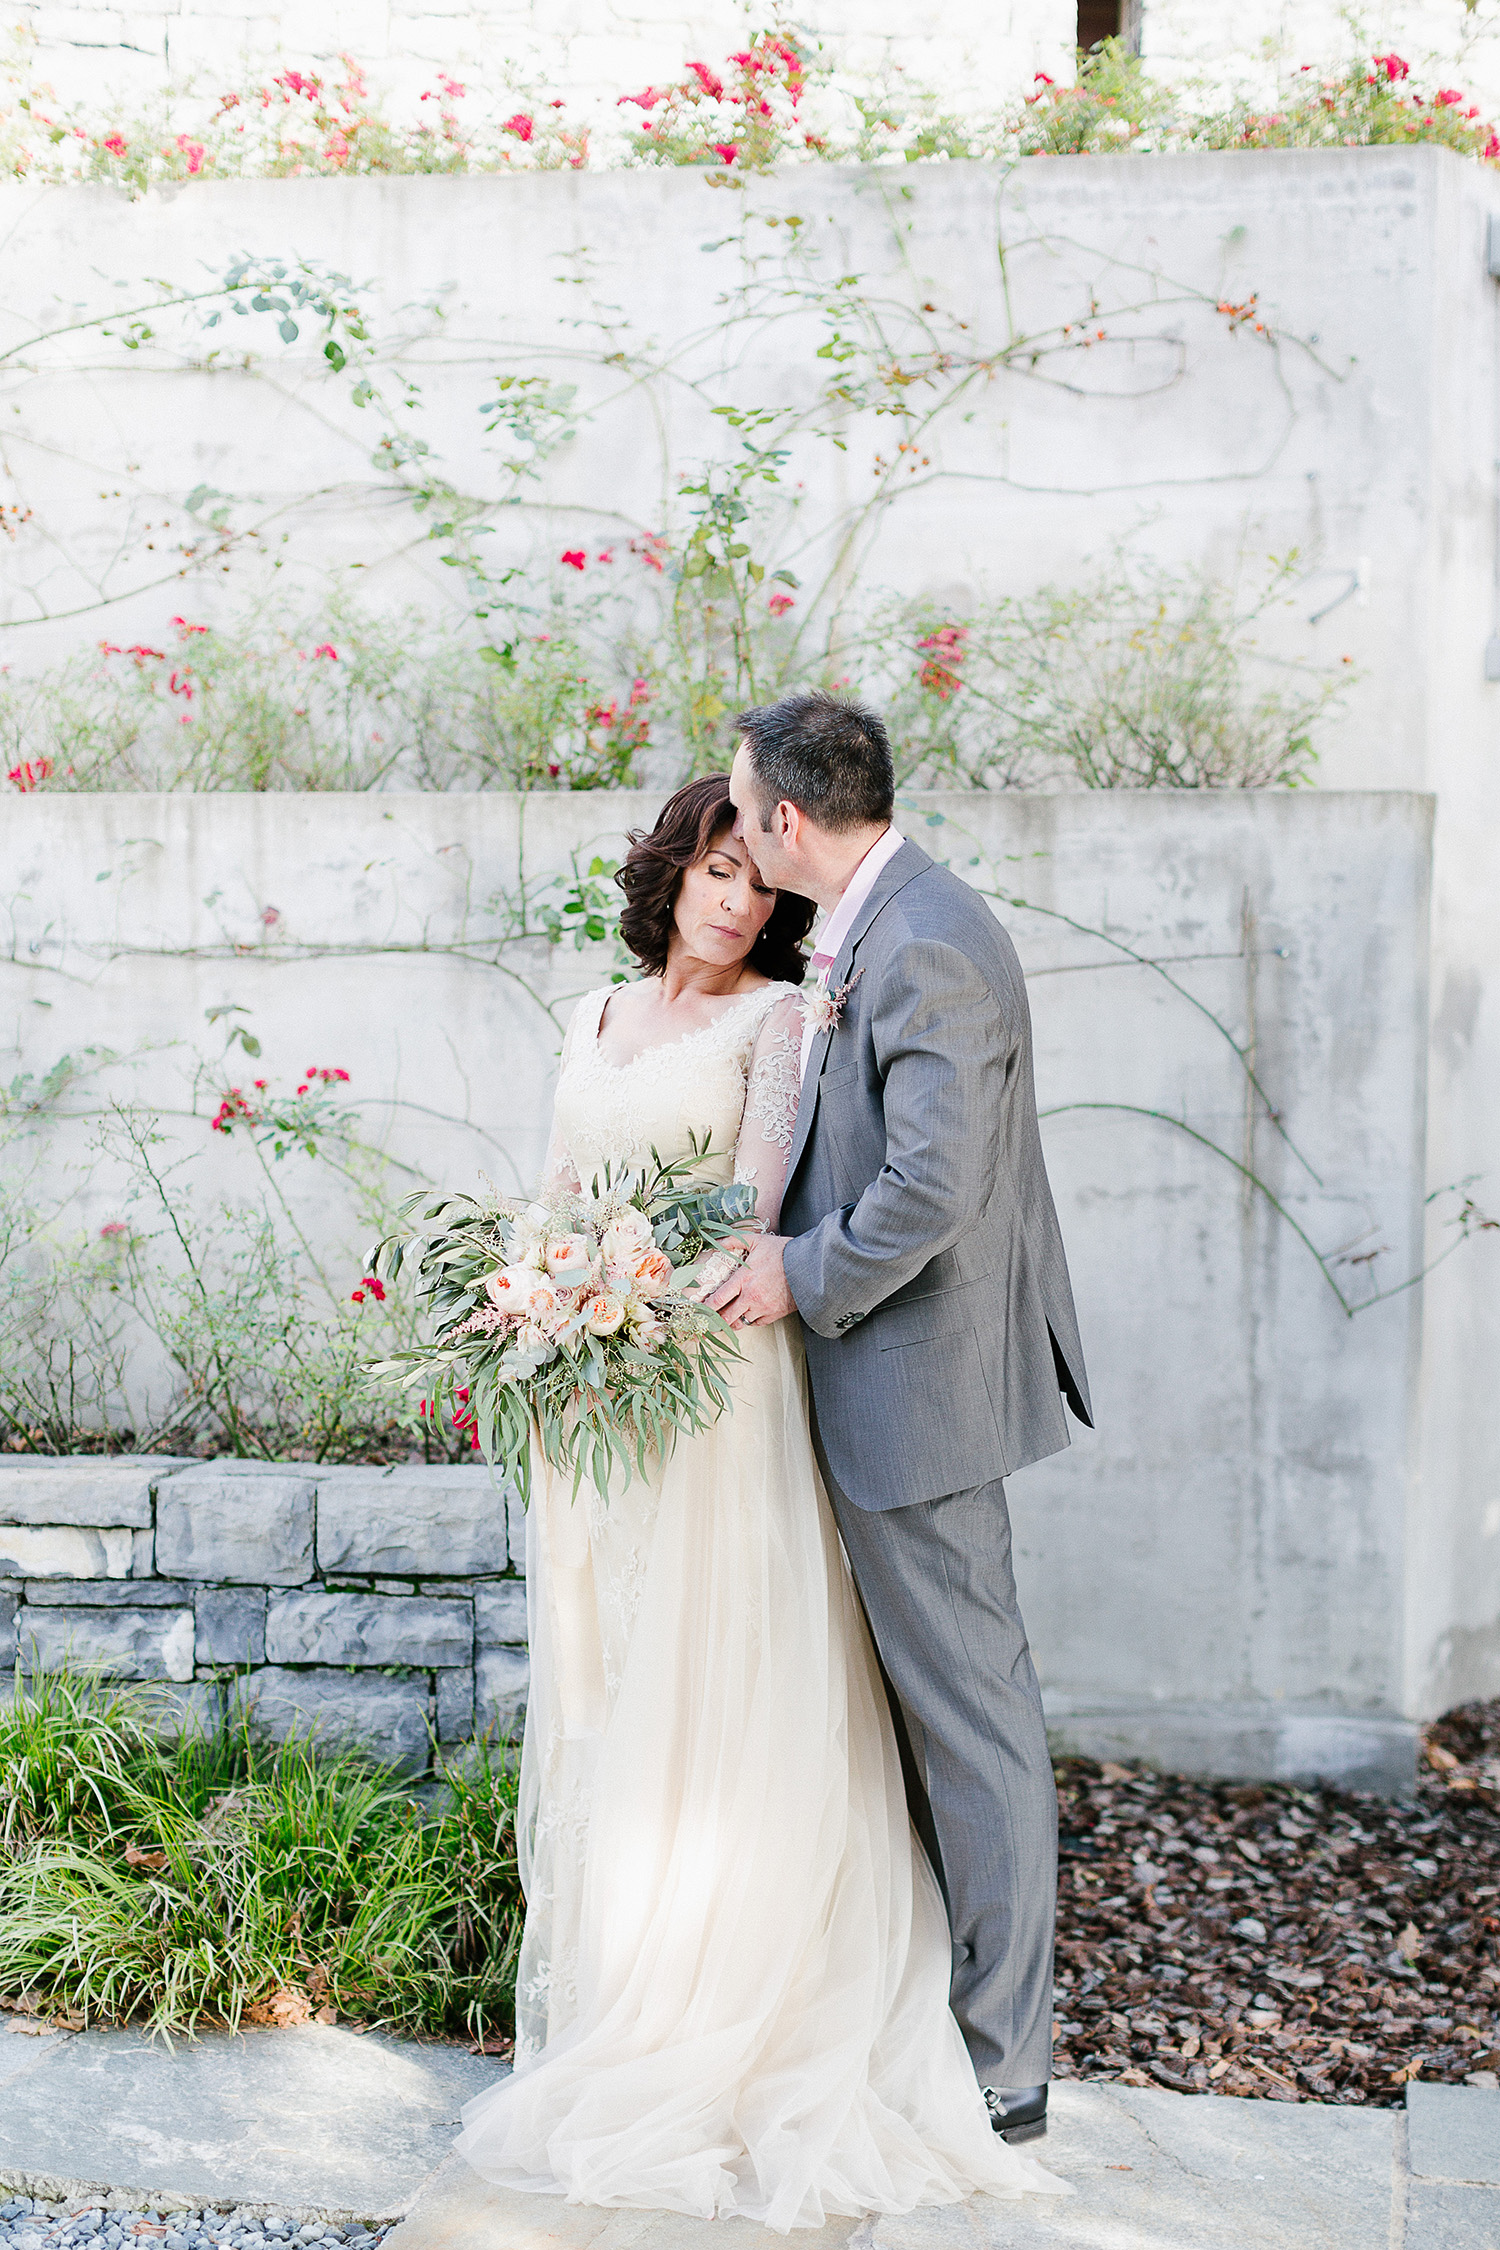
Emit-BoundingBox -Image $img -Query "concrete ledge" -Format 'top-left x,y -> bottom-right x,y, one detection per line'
1045,1698 -> 1421,1796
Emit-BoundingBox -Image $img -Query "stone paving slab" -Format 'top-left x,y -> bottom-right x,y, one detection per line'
0,2023 -> 501,2219
1405,2182 -> 1500,2248
385,2083 -> 1398,2250
1407,2079 -> 1500,2184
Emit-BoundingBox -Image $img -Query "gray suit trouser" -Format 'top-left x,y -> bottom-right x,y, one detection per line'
813,1425 -> 1057,2089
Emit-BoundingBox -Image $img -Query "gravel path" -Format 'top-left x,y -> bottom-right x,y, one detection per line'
1051,1696 -> 1500,2104
0,2203 -> 396,2250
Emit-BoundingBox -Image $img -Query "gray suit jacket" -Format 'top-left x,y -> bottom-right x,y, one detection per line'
781,839 -> 1091,1510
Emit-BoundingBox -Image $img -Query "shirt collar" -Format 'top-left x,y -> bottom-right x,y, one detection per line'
811,826 -> 906,970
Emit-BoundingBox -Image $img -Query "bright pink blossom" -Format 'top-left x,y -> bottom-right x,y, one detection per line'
561,549 -> 586,570
686,61 -> 724,99
767,591 -> 795,616
712,142 -> 738,164
175,136 -> 206,174
311,642 -> 338,659
503,111 -> 534,141
102,132 -> 128,157
1373,52 -> 1410,81
619,87 -> 663,110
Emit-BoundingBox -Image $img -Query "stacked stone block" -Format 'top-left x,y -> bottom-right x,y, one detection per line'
0,1458 -> 529,1775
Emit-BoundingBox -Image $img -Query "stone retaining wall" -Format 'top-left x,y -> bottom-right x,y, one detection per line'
0,1458 -> 528,1775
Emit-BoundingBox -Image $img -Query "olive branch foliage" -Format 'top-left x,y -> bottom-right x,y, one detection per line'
366,1144 -> 756,1502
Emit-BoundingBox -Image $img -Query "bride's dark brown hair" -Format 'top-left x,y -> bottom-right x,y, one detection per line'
616,774 -> 815,983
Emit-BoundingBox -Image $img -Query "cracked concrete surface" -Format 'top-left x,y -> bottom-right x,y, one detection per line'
382,2082 -> 1401,2249
3,2027 -> 1496,2247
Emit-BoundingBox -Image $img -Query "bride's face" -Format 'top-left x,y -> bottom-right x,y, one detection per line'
671,825 -> 777,969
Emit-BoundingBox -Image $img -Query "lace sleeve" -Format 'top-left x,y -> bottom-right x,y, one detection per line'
731,992 -> 805,1232
538,995 -> 591,1194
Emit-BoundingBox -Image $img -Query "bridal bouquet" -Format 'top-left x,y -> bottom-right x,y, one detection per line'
365,1145 -> 756,1502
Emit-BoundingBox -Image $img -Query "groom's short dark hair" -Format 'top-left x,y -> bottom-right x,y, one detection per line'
735,689 -> 895,832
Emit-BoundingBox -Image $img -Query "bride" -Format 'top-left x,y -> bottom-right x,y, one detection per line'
454,775 -> 1068,2230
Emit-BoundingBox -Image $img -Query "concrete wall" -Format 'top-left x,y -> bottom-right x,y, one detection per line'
0,1456 -> 529,1773
0,787 -> 1452,1791
10,148 -> 1496,1724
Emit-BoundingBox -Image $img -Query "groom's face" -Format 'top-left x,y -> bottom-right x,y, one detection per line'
729,742 -> 789,885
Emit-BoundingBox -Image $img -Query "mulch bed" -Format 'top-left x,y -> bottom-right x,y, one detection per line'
1050,1698 -> 1500,2105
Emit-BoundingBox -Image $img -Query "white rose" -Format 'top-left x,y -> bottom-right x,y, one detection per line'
601,1209 -> 656,1267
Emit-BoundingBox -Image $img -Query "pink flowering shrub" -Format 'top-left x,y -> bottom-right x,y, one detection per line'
3,29 -> 1496,187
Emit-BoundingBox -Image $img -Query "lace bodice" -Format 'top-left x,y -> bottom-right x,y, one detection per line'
546,981 -> 804,1226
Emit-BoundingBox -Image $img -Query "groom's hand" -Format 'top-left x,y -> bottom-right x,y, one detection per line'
708,1234 -> 795,1328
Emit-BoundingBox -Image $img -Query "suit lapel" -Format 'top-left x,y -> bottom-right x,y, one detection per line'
782,840 -> 932,1196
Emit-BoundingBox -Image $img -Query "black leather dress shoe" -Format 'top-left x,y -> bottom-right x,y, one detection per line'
982,2084 -> 1048,2143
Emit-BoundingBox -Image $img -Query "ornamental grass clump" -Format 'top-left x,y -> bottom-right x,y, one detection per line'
0,1668 -> 525,2043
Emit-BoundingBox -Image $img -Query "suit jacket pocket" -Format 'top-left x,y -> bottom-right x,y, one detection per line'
817,1323 -> 1008,1494
879,1313 -> 968,1351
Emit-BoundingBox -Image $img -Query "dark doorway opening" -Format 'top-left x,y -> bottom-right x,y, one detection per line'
1077,0 -> 1141,53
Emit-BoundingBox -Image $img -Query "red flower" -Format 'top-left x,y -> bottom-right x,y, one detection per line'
7,758 -> 53,792
350,1288 -> 365,1304
1034,72 -> 1055,87
502,112 -> 533,141
686,61 -> 724,99
916,624 -> 968,699
561,549 -> 586,570
618,87 -> 663,110
767,591 -> 794,616
102,132 -> 128,157
1435,88 -> 1463,106
175,134 -> 206,174
261,906 -> 280,927
1373,52 -> 1409,81
171,616 -> 209,635
596,549 -> 614,564
712,143 -> 738,165
98,1221 -> 127,1239
311,642 -> 338,659
729,51 -> 752,66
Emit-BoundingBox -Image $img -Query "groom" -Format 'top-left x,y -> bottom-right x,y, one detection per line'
714,689 -> 1092,2145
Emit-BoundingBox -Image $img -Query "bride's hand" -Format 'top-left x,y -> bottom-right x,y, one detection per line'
678,1241 -> 746,1304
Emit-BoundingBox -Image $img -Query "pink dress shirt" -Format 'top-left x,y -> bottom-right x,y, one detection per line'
799,826 -> 906,1079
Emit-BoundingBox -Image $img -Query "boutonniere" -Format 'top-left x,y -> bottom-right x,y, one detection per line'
802,965 -> 863,1038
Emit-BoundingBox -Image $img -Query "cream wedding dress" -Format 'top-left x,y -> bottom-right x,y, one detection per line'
455,981 -> 1068,2230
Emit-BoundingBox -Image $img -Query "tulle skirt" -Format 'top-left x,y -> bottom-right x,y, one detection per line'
454,1321 -> 1068,2230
